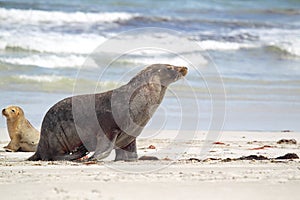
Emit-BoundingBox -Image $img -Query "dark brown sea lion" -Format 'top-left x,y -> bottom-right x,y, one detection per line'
28,64 -> 188,161
2,106 -> 40,152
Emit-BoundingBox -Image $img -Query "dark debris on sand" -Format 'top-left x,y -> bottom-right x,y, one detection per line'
138,156 -> 159,160
184,153 -> 299,163
275,153 -> 299,160
277,139 -> 297,145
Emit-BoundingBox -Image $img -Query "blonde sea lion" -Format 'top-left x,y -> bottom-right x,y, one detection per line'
28,64 -> 188,161
2,106 -> 40,152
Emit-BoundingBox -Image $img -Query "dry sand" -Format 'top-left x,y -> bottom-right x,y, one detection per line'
1,128 -> 300,200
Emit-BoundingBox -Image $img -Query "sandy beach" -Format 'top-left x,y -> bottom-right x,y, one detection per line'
1,1 -> 300,199
1,128 -> 299,200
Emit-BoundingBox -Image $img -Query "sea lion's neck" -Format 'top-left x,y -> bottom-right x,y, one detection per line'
6,116 -> 27,133
6,118 -> 18,137
128,82 -> 167,124
6,117 -> 18,125
158,85 -> 167,103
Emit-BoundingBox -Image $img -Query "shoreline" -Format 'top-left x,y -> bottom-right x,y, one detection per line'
1,127 -> 299,140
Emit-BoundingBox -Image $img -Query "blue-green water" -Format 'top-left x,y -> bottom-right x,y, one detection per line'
0,0 -> 300,131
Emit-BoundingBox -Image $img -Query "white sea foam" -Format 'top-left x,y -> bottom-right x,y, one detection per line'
122,55 -> 207,67
124,57 -> 190,66
18,75 -> 64,82
112,48 -> 207,67
0,8 -> 138,25
196,29 -> 300,57
0,54 -> 87,68
229,28 -> 300,57
258,29 -> 300,57
197,40 -> 256,51
0,30 -> 107,54
15,75 -> 122,93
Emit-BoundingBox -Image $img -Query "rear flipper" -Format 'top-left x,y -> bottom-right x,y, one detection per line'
53,144 -> 89,161
19,142 -> 37,152
27,144 -> 88,161
115,139 -> 137,161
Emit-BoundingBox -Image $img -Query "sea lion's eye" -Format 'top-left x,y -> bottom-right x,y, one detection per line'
11,109 -> 15,113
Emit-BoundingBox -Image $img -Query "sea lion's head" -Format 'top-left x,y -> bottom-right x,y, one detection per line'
2,106 -> 24,121
136,64 -> 188,87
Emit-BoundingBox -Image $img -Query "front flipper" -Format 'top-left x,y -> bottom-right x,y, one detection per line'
115,139 -> 137,161
89,133 -> 118,161
4,139 -> 20,152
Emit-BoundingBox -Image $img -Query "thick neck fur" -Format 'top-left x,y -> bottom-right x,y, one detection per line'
6,115 -> 27,136
125,78 -> 167,127
110,67 -> 174,131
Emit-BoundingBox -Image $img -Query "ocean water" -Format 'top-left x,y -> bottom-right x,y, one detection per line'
0,0 -> 300,132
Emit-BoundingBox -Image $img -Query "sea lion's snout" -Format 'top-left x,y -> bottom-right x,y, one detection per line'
2,109 -> 6,116
2,108 -> 9,117
177,66 -> 188,77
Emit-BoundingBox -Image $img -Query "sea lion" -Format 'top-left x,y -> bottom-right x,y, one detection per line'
28,64 -> 188,161
2,106 -> 40,152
